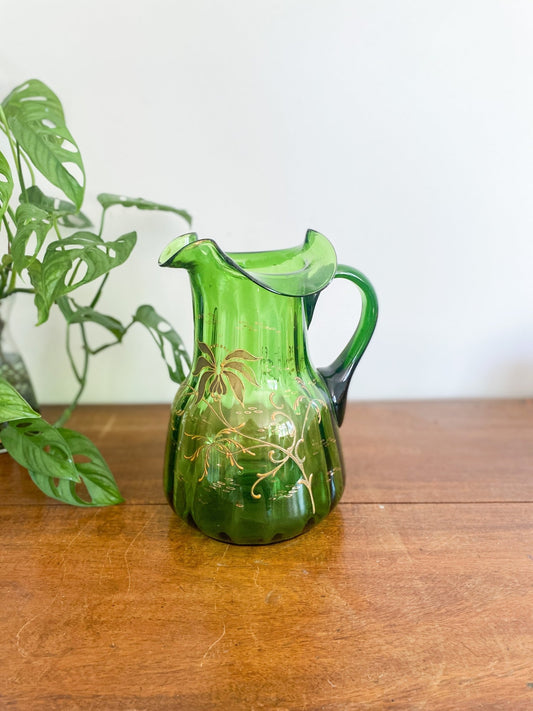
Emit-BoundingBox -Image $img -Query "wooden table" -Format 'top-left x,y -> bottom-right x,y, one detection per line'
1,400 -> 532,710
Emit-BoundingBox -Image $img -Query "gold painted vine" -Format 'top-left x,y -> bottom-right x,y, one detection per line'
183,342 -> 327,513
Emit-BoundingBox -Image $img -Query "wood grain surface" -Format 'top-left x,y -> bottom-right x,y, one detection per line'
1,401 -> 532,710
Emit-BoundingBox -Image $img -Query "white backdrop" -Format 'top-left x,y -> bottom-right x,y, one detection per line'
1,0 -> 533,404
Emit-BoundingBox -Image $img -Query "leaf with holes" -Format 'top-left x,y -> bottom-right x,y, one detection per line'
0,149 -> 13,223
28,427 -> 123,506
2,79 -> 85,209
0,376 -> 40,421
25,185 -> 92,228
1,418 -> 80,482
133,304 -> 190,382
29,230 -> 137,324
97,193 -> 192,226
57,296 -> 126,341
11,202 -> 52,272
59,211 -> 93,229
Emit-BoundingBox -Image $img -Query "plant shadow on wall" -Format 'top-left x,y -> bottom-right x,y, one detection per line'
0,79 -> 190,506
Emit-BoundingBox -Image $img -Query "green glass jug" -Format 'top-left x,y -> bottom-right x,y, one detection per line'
159,230 -> 378,544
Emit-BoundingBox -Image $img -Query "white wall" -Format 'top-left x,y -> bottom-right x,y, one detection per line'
1,0 -> 533,404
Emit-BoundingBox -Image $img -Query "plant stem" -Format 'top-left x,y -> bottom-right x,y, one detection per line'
89,318 -> 135,355
55,321 -> 90,427
0,113 -> 20,299
90,273 -> 109,308
67,259 -> 83,288
6,257 -> 18,294
98,207 -> 108,238
18,148 -> 35,185
2,214 -> 14,245
53,217 -> 63,241
15,144 -> 28,203
0,107 -> 20,181
64,322 -> 82,383
0,288 -> 34,296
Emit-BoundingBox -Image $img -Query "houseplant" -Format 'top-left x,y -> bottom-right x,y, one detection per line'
0,78 -> 190,506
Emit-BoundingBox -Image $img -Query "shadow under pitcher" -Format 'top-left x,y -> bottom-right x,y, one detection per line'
159,229 -> 378,544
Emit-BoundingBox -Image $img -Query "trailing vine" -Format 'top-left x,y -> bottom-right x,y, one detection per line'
0,78 -> 191,506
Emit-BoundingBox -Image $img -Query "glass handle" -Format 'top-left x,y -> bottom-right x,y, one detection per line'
318,265 -> 378,426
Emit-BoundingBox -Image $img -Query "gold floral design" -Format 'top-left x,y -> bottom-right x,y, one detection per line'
186,345 -> 326,513
249,385 -> 326,512
193,342 -> 259,405
184,425 -> 255,482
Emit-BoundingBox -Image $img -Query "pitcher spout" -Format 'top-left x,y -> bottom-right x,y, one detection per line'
158,232 -> 201,268
159,229 -> 338,298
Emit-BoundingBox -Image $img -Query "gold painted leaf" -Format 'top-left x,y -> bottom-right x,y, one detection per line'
198,342 -> 215,363
192,356 -> 213,376
194,370 -> 212,403
225,349 -> 258,361
225,371 -> 245,406
226,360 -> 259,387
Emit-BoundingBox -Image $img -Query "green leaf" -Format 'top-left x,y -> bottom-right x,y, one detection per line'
133,304 -> 190,382
0,376 -> 40,421
2,79 -> 85,209
28,427 -> 123,506
25,185 -> 92,227
59,212 -> 93,229
0,149 -> 13,223
97,193 -> 192,226
30,230 -> 137,324
57,296 -> 126,341
1,418 -> 80,482
11,202 -> 52,272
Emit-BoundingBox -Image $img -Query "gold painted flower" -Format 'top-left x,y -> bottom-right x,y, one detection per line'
185,427 -> 255,481
193,342 -> 259,404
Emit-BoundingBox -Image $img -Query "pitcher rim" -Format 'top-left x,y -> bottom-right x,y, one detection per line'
158,228 -> 338,297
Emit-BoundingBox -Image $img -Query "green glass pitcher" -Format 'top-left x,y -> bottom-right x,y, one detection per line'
159,230 -> 378,544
